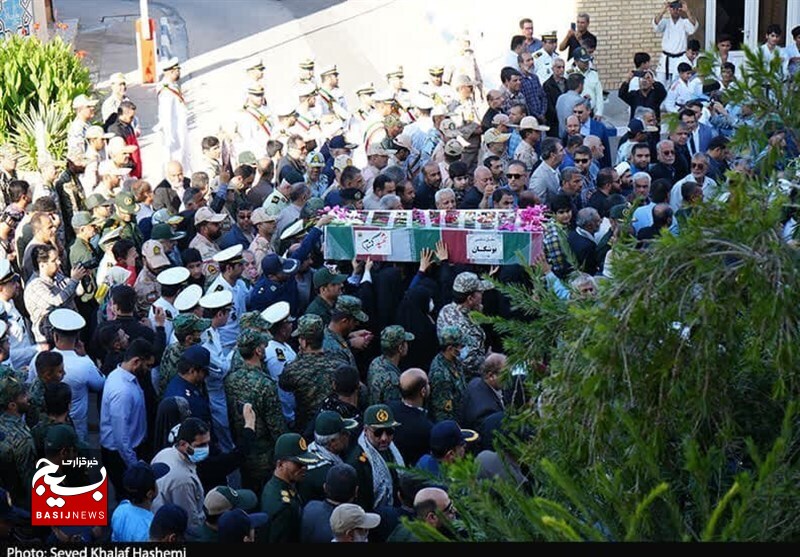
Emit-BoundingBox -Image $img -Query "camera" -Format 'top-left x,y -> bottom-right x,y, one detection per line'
79,257 -> 100,270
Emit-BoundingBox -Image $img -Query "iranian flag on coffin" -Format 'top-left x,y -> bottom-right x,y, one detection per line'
324,226 -> 543,265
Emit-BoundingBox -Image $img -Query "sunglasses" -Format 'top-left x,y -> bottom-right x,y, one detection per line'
371,428 -> 395,437
574,158 -> 590,163
506,173 -> 523,179
691,163 -> 707,169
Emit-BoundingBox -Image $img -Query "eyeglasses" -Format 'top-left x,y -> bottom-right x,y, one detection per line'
506,173 -> 523,179
443,501 -> 456,515
371,428 -> 395,438
661,150 -> 675,155
691,163 -> 707,169
574,158 -> 590,163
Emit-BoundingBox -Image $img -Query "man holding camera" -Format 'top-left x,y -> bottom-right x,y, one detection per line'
653,1 -> 699,85
69,211 -> 104,336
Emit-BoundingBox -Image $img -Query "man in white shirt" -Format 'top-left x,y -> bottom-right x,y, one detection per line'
653,1 -> 699,84
207,246 -> 250,352
670,153 -> 717,211
758,24 -> 788,75
262,301 -> 297,427
505,35 -> 526,71
663,63 -> 702,114
149,267 -> 190,342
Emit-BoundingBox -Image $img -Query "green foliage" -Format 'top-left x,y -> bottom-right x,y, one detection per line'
427,46 -> 800,542
0,35 -> 92,168
8,104 -> 71,171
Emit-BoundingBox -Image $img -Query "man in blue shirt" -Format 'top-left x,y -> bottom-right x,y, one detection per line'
415,420 -> 478,479
100,339 -> 155,499
111,461 -> 170,542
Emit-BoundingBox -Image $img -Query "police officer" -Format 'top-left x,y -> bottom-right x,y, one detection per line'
189,207 -> 227,278
566,47 -> 604,119
366,325 -> 414,405
149,267 -> 190,342
225,328 -> 287,493
207,245 -> 250,352
134,239 -> 171,317
164,345 -> 213,428
260,432 -> 319,542
279,314 -> 331,436
262,301 -> 297,427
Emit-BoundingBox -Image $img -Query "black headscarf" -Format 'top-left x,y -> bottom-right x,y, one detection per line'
395,286 -> 438,371
153,396 -> 191,452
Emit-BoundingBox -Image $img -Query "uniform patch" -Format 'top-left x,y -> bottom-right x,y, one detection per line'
276,348 -> 286,362
214,284 -> 224,292
359,453 -> 367,463
281,496 -> 290,503
444,400 -> 453,412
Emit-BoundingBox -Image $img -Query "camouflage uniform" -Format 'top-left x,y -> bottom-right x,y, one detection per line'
428,327 -> 468,423
225,330 -> 287,492
0,375 -> 37,508
322,328 -> 356,368
366,325 -> 414,406
229,311 -> 272,374
436,302 -> 486,376
134,266 -> 161,318
278,352 -> 333,435
158,343 -> 186,398
26,378 -> 47,428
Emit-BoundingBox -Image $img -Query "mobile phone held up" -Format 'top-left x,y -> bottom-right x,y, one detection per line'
571,22 -> 576,31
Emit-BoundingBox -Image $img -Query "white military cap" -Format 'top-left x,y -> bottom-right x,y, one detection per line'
99,226 -> 122,246
319,63 -> 338,76
275,102 -> 297,118
412,94 -> 434,111
212,245 -> 244,264
296,81 -> 317,98
260,301 -> 294,325
160,57 -> 180,73
372,89 -> 395,103
49,308 -> 86,332
175,284 -> 203,312
279,220 -> 305,241
0,259 -> 16,283
199,289 -> 233,310
157,267 -> 190,286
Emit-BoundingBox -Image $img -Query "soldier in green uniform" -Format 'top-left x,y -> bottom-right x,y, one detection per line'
26,351 -> 65,428
114,191 -> 144,251
299,410 -> 358,502
0,373 -> 37,508
279,314 -> 333,435
347,404 -> 405,511
260,432 -> 319,542
428,327 -> 468,423
367,325 -> 414,406
228,311 -> 271,374
68,211 -> 103,309
303,267 -> 346,325
323,295 -> 371,368
225,329 -> 287,493
158,314 -> 210,399
30,382 -> 73,459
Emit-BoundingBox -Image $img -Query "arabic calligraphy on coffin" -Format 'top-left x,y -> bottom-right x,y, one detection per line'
466,233 -> 503,262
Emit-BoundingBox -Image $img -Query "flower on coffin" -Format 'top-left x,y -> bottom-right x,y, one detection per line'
327,205 -> 364,225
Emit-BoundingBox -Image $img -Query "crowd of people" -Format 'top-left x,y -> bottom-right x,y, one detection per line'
0,2 -> 797,543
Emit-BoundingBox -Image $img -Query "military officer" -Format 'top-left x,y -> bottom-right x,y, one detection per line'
149,266 -> 190,342
279,314 -> 332,435
385,66 -> 412,123
207,245 -> 250,352
189,207 -> 227,278
174,284 -> 204,318
436,271 -> 492,376
323,295 -> 370,369
134,239 -> 171,317
225,328 -> 287,493
199,289 -> 235,452
0,372 -> 36,509
346,404 -> 404,510
156,57 -> 190,171
262,301 -> 297,427
534,31 -> 561,84
67,94 -> 99,156
68,211 -> 104,307
295,82 -> 322,142
428,326 -> 468,423
157,313 -> 210,397
366,326 -> 414,406
237,84 -> 273,158
114,190 -> 143,250
262,176 -> 292,217
566,47 -> 605,119
243,58 -> 267,106
426,65 -> 456,108
163,345 -> 213,428
297,58 -> 316,84
304,267 -> 346,325
317,64 -> 348,120
272,104 -> 305,145
260,432 -> 319,542
300,411 -> 358,502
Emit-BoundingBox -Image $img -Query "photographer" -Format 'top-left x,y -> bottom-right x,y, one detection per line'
653,1 -> 698,84
69,211 -> 103,339
619,69 -> 667,122
23,244 -> 89,347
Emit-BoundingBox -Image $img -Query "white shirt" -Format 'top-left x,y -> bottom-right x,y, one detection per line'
28,348 -> 105,442
663,76 -> 702,113
156,81 -> 189,171
670,174 -> 717,211
653,17 -> 698,54
201,326 -> 235,452
758,44 -> 787,75
1,298 -> 38,371
265,339 -> 297,425
504,50 -> 521,71
207,275 -> 250,352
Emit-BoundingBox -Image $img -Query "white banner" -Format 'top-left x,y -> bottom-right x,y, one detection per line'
467,233 -> 503,262
354,229 -> 392,256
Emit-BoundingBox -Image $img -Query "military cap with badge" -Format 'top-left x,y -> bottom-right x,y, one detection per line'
199,289 -> 234,312
142,239 -> 171,270
114,190 -> 140,215
175,284 -> 203,313
274,432 -> 320,465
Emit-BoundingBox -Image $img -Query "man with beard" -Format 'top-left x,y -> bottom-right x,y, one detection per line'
300,411 -> 359,503
436,272 -> 492,377
189,207 -> 227,278
0,373 -> 36,509
260,433 -> 319,542
154,161 -> 188,214
207,245 -> 250,351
